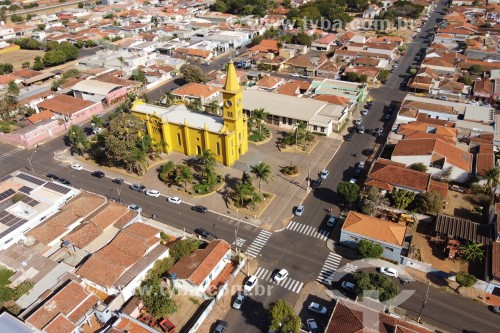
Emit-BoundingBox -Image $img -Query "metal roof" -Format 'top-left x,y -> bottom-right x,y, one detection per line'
71,79 -> 123,96
434,214 -> 494,245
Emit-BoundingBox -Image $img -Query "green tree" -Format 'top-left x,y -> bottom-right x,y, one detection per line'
10,14 -> 23,22
378,69 -> 389,83
37,23 -> 46,31
131,68 -> 147,85
455,271 -> 477,292
138,277 -> 176,317
43,50 -> 67,67
459,242 -> 485,263
337,181 -> 360,205
197,149 -> 216,172
180,64 -> 207,83
67,125 -> 88,155
58,42 -> 79,60
214,0 -> 228,12
409,68 -> 417,75
234,181 -> 254,207
241,171 -> 252,185
169,239 -> 200,261
353,272 -> 399,302
469,64 -> 484,75
176,165 -> 193,187
33,56 -> 43,70
409,162 -> 428,172
346,72 -> 359,82
361,188 -> 389,216
484,167 -> 499,191
413,191 -> 443,214
391,189 -> 416,210
357,239 -> 384,258
91,115 -> 103,128
250,162 -> 273,194
21,61 -> 30,68
7,81 -> 19,98
251,108 -> 269,135
458,75 -> 472,85
268,299 -> 300,333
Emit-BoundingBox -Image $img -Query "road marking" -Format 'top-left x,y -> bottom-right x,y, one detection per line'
317,252 -> 343,285
253,267 -> 304,293
342,263 -> 358,273
0,147 -> 24,161
232,237 -> 246,248
286,221 -> 330,240
245,230 -> 272,257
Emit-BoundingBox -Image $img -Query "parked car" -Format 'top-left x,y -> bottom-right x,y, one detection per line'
192,205 -> 208,213
145,189 -> 161,197
128,204 -> 142,214
326,215 -> 337,227
290,73 -> 300,77
362,149 -> 374,156
357,126 -> 365,134
361,109 -> 368,116
450,185 -> 465,193
168,196 -> 182,204
307,302 -> 328,315
349,178 -> 357,184
70,163 -> 83,171
379,267 -> 398,278
194,228 -> 211,238
355,161 -> 365,175
91,171 -> 105,178
344,133 -> 353,141
438,96 -> 448,100
112,177 -> 124,185
489,305 -> 500,315
130,184 -> 146,192
46,173 -> 59,181
274,268 -> 288,282
295,205 -> 304,216
384,113 -> 391,120
57,178 -> 71,186
244,275 -> 258,292
312,178 -> 322,189
354,119 -> 362,126
319,169 -> 329,179
341,281 -> 355,292
213,320 -> 228,333
232,293 -> 246,309
364,128 -> 373,134
306,318 -> 319,333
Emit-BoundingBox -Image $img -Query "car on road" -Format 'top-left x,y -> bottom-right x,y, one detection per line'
111,197 -> 123,204
290,73 -> 300,77
194,228 -> 211,238
357,126 -> 365,134
128,204 -> 142,214
232,293 -> 246,309
300,75 -> 309,79
438,95 -> 448,100
192,205 -> 208,213
307,302 -> 328,315
168,196 -> 182,204
384,113 -> 391,120
355,161 -> 365,175
312,178 -> 322,189
57,178 -> 71,186
362,148 -> 374,156
354,118 -> 362,126
319,169 -> 329,179
361,109 -> 368,116
295,205 -> 304,216
112,177 -> 124,185
306,318 -> 319,333
145,189 -> 160,197
379,267 -> 398,278
46,174 -> 59,181
374,128 -> 383,136
341,281 -> 356,293
212,320 -> 228,333
244,275 -> 258,292
468,100 -> 479,105
91,171 -> 105,178
349,178 -> 357,184
344,133 -> 353,141
364,128 -> 373,134
130,184 -> 146,192
71,163 -> 83,171
274,268 -> 288,282
326,215 -> 337,227
489,305 -> 500,315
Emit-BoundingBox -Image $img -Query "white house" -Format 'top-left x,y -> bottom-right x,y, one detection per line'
170,240 -> 231,297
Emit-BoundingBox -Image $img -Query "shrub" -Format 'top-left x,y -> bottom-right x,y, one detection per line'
263,192 -> 270,198
281,165 -> 299,175
357,240 -> 384,259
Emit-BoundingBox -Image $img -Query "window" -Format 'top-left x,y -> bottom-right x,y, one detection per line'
177,133 -> 181,146
202,279 -> 208,287
288,118 -> 292,125
313,126 -> 318,131
197,146 -> 201,155
320,127 -> 325,133
216,142 -> 221,155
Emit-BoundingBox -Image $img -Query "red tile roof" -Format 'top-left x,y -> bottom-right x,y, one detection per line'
368,159 -> 431,193
342,212 -> 407,246
37,95 -> 96,116
170,240 -> 230,286
27,110 -> 55,124
277,82 -> 300,96
313,94 -> 351,106
492,242 -> 500,281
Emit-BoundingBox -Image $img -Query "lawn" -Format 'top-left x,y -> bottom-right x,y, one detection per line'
0,50 -> 45,70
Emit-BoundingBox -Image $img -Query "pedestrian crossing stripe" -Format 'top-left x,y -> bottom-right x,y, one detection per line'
254,267 -> 304,294
232,237 -> 246,247
246,230 -> 272,257
342,263 -> 357,273
287,221 -> 330,240
317,252 -> 343,285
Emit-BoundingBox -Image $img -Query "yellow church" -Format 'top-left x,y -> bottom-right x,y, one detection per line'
131,61 -> 248,166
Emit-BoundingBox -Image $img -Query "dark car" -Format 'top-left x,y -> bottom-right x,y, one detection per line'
130,184 -> 146,192
490,305 -> 500,315
112,178 -> 124,185
91,171 -> 105,178
344,133 -> 353,141
213,321 -> 228,333
111,197 -> 123,204
364,128 -> 373,134
192,205 -> 208,213
57,178 -> 71,186
46,174 -> 59,181
362,149 -> 374,156
195,228 -> 211,238
312,178 -> 322,189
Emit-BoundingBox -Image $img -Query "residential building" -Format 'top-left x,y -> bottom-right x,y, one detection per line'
310,78 -> 367,103
170,240 -> 231,296
282,54 -> 328,76
0,312 -> 32,333
253,75 -> 285,91
391,138 -> 472,183
36,95 -> 104,125
71,79 -> 127,105
311,34 -> 337,51
340,211 -> 408,262
171,82 -> 222,104
473,79 -> 494,104
131,61 -> 248,167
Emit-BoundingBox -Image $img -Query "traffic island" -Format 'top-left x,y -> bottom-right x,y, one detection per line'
226,192 -> 276,219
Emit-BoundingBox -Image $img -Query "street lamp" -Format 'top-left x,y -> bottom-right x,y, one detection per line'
306,162 -> 311,192
27,149 -> 37,173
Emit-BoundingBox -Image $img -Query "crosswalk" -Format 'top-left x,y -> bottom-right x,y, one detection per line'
246,230 -> 272,257
317,252 -> 343,285
232,237 -> 246,248
254,267 -> 304,294
287,221 -> 330,240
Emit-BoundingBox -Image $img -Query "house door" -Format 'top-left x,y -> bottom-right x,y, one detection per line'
197,146 -> 201,155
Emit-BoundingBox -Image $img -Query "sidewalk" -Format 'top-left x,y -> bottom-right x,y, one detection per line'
57,126 -> 343,231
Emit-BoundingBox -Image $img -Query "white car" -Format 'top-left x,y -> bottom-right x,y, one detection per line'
70,163 -> 83,171
295,205 -> 304,216
341,281 -> 355,292
306,318 -> 319,333
232,293 -> 246,310
145,189 -> 160,197
361,109 -> 368,116
168,196 -> 181,204
326,215 -> 336,227
319,169 -> 329,179
379,267 -> 398,278
244,275 -> 258,292
349,178 -> 357,184
307,302 -> 328,315
354,118 -> 362,126
128,204 -> 142,214
290,73 -> 300,77
273,268 -> 288,282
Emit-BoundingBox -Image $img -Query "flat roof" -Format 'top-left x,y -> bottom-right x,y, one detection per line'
71,79 -> 123,96
0,312 -> 33,333
132,103 -> 224,132
404,95 -> 494,116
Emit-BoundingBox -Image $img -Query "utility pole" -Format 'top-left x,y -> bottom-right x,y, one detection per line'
417,281 -> 431,323
306,162 -> 311,192
28,149 -> 37,173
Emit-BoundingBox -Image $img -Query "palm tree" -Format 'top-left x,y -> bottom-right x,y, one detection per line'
163,91 -> 175,106
241,171 -> 252,185
251,108 -> 269,135
234,182 -> 253,207
160,161 -> 176,175
485,167 -> 500,190
250,162 -> 273,194
459,242 -> 485,262
68,125 -> 88,155
197,149 -> 216,169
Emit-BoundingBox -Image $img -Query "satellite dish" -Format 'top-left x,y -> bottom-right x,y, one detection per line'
23,236 -> 36,247
44,300 -> 57,312
62,240 -> 71,247
21,260 -> 28,267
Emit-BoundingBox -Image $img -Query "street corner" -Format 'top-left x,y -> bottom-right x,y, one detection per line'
293,280 -> 332,314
